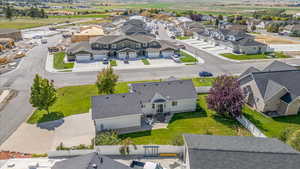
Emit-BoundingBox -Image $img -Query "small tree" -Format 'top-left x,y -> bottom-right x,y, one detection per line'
95,66 -> 119,94
5,6 -> 13,20
30,74 -> 57,113
206,75 -> 244,118
119,138 -> 137,156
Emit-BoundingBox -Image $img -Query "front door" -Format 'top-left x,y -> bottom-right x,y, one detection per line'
157,104 -> 164,113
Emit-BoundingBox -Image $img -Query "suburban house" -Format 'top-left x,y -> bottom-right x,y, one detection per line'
0,28 -> 22,41
239,61 -> 300,116
91,79 -> 197,132
121,19 -> 152,36
183,134 -> 300,169
194,28 -> 269,54
52,152 -> 131,169
67,34 -> 179,62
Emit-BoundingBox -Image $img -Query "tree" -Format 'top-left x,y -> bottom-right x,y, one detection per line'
217,14 -> 223,21
30,74 -> 57,113
206,75 -> 244,118
119,138 -> 137,156
95,66 -> 119,94
5,6 -> 13,20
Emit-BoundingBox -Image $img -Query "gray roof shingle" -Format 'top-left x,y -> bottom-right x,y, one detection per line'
52,152 -> 131,169
184,134 -> 300,169
263,60 -> 297,72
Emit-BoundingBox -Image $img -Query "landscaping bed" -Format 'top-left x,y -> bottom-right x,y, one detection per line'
180,51 -> 198,63
142,59 -> 150,65
176,36 -> 191,40
53,52 -> 74,69
110,60 -> 117,66
119,95 -> 251,145
221,52 -> 290,60
27,78 -> 215,124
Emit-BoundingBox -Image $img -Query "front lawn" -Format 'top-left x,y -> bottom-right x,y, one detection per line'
53,52 -> 74,69
180,51 -> 198,63
221,52 -> 290,60
142,59 -> 150,65
191,77 -> 215,86
176,36 -> 191,40
27,78 -> 215,124
243,106 -> 300,138
120,95 -> 251,145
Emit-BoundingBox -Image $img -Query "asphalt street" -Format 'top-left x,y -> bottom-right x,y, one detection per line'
1,23 -> 300,146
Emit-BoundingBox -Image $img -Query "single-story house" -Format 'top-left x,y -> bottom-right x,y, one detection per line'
52,152 -> 131,169
92,79 -> 197,132
239,61 -> 300,116
67,34 -> 179,62
183,134 -> 300,169
0,28 -> 22,41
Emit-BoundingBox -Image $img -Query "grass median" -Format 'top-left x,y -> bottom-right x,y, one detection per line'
221,52 -> 290,60
180,51 -> 198,63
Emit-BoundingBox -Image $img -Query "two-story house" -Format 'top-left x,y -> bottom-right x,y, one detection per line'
91,79 -> 197,132
239,61 -> 300,117
66,34 -> 179,62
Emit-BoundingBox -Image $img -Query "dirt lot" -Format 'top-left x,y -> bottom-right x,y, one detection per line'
254,34 -> 300,45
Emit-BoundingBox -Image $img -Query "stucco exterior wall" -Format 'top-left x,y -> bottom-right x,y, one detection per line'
286,99 -> 300,115
95,114 -> 141,131
241,80 -> 265,112
263,88 -> 287,112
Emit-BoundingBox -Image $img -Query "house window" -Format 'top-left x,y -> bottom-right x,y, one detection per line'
112,44 -> 117,49
143,43 -> 147,47
172,101 -> 178,106
141,104 -> 145,108
152,104 -> 155,109
136,44 -> 141,48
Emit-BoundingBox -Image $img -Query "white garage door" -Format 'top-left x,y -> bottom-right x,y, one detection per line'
94,54 -> 107,61
148,52 -> 160,58
95,114 -> 141,131
118,52 -> 127,59
128,52 -> 137,59
76,54 -> 91,62
162,50 -> 174,58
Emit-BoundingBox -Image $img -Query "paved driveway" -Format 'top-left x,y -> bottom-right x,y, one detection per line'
0,113 -> 95,154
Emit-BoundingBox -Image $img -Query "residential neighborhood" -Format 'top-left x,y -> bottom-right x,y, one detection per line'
2,0 -> 300,169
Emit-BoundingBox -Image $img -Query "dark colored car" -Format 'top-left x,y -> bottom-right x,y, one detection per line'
124,60 -> 129,64
103,58 -> 109,64
199,71 -> 213,77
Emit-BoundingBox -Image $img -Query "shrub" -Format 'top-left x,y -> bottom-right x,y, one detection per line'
279,128 -> 294,142
0,57 -> 8,64
287,129 -> 300,151
171,135 -> 184,146
95,130 -> 121,145
110,60 -> 117,66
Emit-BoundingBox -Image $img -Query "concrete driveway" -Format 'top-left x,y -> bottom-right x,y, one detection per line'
0,113 -> 95,154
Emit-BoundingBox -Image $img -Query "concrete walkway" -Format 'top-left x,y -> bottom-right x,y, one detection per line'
236,115 -> 266,138
0,113 -> 95,154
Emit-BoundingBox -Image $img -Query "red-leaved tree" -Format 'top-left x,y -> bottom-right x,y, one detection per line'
206,75 -> 244,118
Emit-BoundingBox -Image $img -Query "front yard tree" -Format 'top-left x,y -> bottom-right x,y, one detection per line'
30,74 -> 57,113
96,66 -> 119,94
119,138 -> 137,156
206,75 -> 244,118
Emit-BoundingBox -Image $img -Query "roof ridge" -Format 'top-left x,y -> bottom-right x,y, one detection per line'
189,148 -> 300,155
253,69 -> 300,74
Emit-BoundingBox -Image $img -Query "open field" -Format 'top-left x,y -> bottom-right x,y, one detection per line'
0,17 -> 80,29
254,34 -> 300,45
27,78 -> 215,124
48,14 -> 109,19
120,95 -> 251,145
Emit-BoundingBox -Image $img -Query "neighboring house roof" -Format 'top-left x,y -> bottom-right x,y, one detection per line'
232,38 -> 266,47
239,61 -> 300,101
240,66 -> 260,77
183,134 -> 300,169
131,80 -> 197,103
52,152 -> 131,169
92,93 -> 142,119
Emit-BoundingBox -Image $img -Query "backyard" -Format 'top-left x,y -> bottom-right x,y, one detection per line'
243,106 -> 300,138
119,95 -> 251,145
221,52 -> 290,60
27,78 -> 215,124
53,52 -> 74,70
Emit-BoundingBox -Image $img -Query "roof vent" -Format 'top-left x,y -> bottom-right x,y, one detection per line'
92,163 -> 97,168
106,96 -> 110,99
100,157 -> 103,164
122,95 -> 126,98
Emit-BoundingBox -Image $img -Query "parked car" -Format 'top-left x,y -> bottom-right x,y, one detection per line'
103,58 -> 109,64
123,60 -> 129,64
41,39 -> 48,44
199,71 -> 213,77
130,161 -> 163,169
171,54 -> 181,63
33,35 -> 42,39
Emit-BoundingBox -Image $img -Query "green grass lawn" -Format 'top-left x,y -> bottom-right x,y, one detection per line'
243,106 -> 300,138
142,59 -> 150,65
191,78 -> 215,86
27,78 -> 215,124
180,51 -> 198,63
176,36 -> 191,40
120,95 -> 251,145
53,52 -> 74,69
221,52 -> 290,60
110,60 -> 117,67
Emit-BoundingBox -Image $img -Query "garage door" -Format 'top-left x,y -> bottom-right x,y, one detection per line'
94,54 -> 107,61
162,50 -> 174,58
148,52 -> 160,58
76,54 -> 91,62
95,114 -> 141,131
128,52 -> 137,59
